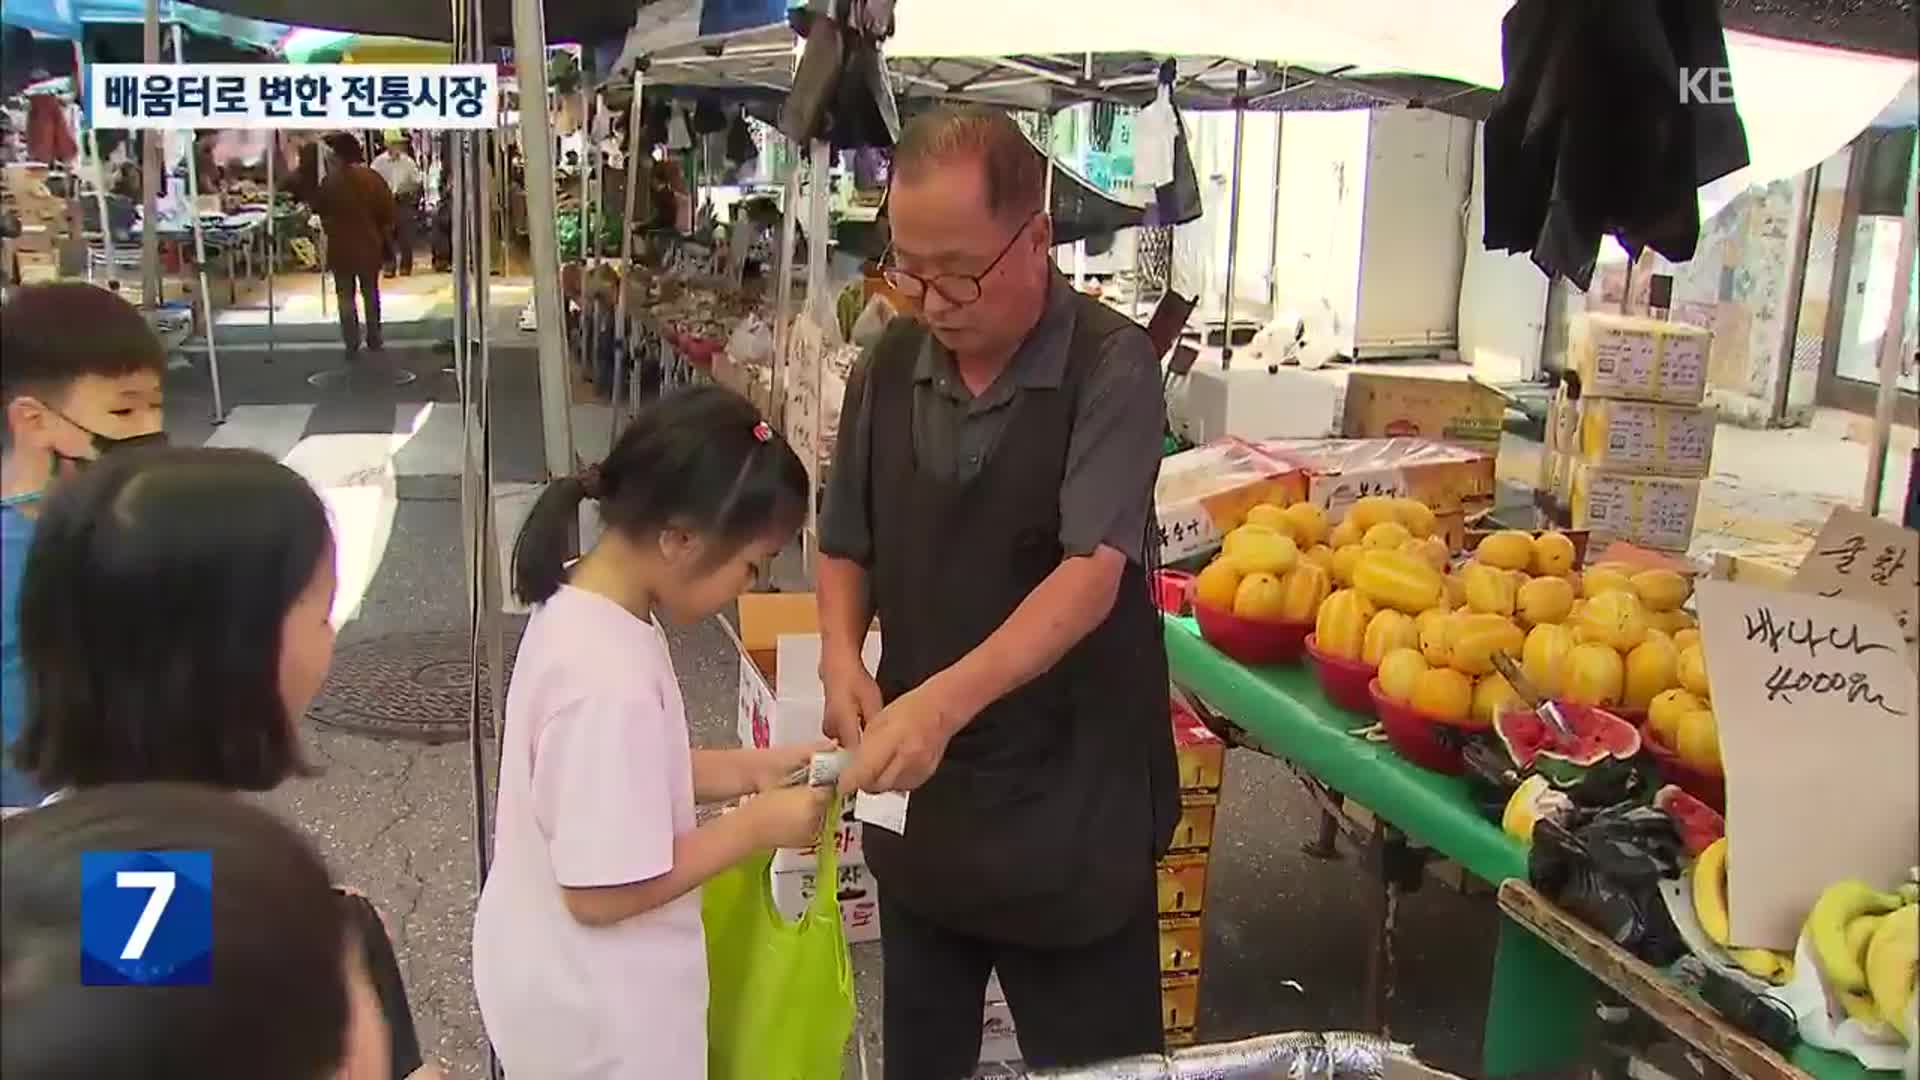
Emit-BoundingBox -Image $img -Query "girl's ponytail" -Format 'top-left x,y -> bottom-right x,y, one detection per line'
510,470 -> 596,605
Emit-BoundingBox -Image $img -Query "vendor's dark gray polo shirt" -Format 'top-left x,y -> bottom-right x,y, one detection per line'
819,271 -> 1165,566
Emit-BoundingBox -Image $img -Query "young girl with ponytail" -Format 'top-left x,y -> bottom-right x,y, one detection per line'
473,385 -> 831,1079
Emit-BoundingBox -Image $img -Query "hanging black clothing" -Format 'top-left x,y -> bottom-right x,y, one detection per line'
1482,0 -> 1750,289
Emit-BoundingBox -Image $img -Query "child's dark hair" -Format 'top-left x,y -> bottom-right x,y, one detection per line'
2,782 -> 351,1080
513,385 -> 810,604
0,282 -> 167,423
15,447 -> 332,792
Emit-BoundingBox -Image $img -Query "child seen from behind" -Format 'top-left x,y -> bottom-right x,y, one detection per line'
473,385 -> 831,1079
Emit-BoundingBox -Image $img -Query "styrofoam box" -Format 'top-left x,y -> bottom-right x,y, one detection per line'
981,998 -> 1023,1065
771,859 -> 880,945
734,623 -> 881,871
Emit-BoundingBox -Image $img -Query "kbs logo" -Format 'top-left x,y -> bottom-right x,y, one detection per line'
80,850 -> 213,985
1679,67 -> 1736,105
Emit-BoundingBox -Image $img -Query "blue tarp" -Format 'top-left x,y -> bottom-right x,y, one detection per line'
0,0 -> 287,49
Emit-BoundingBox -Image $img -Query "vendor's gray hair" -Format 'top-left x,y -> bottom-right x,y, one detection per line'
891,106 -> 1045,224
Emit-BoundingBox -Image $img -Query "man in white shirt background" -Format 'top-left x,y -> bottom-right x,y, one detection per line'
371,136 -> 425,278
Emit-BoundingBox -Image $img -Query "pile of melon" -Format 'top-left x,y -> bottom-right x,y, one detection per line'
1192,496 -> 1449,629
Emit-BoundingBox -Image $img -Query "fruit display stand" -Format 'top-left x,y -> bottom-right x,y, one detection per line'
1160,614 -> 1880,1080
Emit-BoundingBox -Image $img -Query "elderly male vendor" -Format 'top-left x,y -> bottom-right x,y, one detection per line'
819,106 -> 1177,1078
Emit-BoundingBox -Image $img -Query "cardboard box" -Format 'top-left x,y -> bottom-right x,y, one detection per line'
1342,373 -> 1506,453
980,998 -> 1022,1064
1158,914 -> 1205,975
1161,974 -> 1201,1045
1156,853 -> 1211,918
1153,438 -> 1307,563
1167,794 -> 1218,855
1570,312 -> 1711,405
1170,699 -> 1226,796
1260,438 -> 1498,537
771,858 -> 880,945
732,594 -> 879,870
1555,457 -> 1703,553
1549,392 -> 1715,477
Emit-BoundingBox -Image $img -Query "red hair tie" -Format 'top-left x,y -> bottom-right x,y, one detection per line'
752,420 -> 773,443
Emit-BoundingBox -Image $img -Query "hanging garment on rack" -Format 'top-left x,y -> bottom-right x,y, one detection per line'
1146,111 -> 1203,230
691,99 -> 727,137
1482,0 -> 1749,288
667,105 -> 694,151
726,109 -> 757,165
25,94 -> 76,164
1132,85 -> 1177,189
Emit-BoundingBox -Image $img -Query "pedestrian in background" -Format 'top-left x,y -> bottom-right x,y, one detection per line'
371,137 -> 423,278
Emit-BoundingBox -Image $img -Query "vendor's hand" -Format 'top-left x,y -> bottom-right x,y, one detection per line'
749,740 -> 834,794
836,683 -> 963,795
746,784 -> 834,849
821,648 -> 883,749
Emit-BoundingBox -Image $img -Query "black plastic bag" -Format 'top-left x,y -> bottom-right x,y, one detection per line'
1528,802 -> 1687,966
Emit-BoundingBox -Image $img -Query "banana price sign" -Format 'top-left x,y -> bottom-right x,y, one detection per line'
1696,580 -> 1919,949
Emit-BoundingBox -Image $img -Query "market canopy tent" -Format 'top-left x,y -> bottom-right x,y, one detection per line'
0,0 -> 286,47
278,29 -> 454,63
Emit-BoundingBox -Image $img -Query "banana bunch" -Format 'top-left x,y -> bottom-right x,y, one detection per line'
1691,838 -> 1796,984
1807,875 -> 1919,1040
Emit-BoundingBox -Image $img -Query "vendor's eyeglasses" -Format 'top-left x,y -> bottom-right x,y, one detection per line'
879,211 -> 1040,307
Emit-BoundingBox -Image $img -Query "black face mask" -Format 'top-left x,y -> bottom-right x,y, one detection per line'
45,405 -> 168,469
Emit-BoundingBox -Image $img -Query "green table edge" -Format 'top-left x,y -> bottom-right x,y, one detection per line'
1160,615 -> 1877,1080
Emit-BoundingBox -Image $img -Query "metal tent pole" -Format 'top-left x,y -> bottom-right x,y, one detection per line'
770,162 -> 800,436
1220,67 -> 1248,369
802,138 -> 830,576
1267,104 -> 1285,312
140,0 -> 161,306
265,134 -> 276,357
580,84 -> 598,385
174,24 -> 222,423
514,0 -> 579,484
611,65 -> 646,452
72,44 -> 118,290
1862,191 -> 1918,515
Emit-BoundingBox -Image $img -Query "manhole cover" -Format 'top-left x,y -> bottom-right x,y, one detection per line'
308,630 -> 519,744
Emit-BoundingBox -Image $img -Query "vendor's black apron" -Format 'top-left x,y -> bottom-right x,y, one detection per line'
861,299 -> 1178,949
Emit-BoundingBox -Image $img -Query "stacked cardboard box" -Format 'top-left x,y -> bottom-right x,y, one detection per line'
2,163 -> 69,267
1160,699 -> 1227,1046
1260,437 -> 1499,551
1546,313 -> 1715,552
978,700 -> 1228,1067
731,594 -> 883,944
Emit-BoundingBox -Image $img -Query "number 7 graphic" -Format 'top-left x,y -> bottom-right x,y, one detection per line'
115,870 -> 176,961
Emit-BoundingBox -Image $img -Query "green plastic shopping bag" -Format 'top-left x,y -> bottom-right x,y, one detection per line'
703,797 -> 855,1080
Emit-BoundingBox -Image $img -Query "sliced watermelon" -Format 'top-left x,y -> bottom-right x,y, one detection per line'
1653,784 -> 1725,857
1495,704 -> 1644,775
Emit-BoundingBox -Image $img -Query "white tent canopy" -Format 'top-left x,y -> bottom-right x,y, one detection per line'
611,0 -> 1913,190
883,0 -> 1916,194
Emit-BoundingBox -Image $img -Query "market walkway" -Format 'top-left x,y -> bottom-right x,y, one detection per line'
158,332 -> 1506,1077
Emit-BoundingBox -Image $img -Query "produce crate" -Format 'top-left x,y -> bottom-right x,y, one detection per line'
1158,914 -> 1205,976
1569,311 -> 1711,405
1162,974 -> 1202,1046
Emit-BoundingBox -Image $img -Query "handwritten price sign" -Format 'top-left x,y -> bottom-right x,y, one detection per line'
1791,507 -> 1919,668
1696,580 -> 1919,949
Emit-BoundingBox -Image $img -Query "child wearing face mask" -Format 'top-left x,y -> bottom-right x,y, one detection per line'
0,283 -> 168,809
473,385 -> 833,1079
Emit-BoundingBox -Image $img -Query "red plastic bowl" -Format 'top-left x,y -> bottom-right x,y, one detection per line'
1193,600 -> 1312,666
1305,634 -> 1379,715
1641,723 -> 1727,812
1369,679 -> 1484,775
1155,570 -> 1195,616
